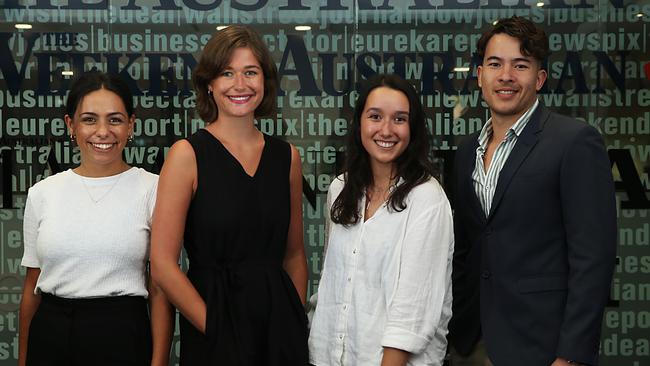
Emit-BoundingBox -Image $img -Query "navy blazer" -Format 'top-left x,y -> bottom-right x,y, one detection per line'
448,104 -> 617,366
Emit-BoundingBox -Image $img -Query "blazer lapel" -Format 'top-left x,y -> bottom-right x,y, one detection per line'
487,105 -> 550,220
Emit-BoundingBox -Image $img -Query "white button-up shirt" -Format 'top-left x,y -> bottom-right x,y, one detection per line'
309,175 -> 454,366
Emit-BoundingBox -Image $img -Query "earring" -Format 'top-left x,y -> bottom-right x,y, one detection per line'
128,134 -> 134,142
208,89 -> 213,96
70,134 -> 76,142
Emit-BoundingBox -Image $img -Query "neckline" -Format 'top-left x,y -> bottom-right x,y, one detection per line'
200,129 -> 267,179
70,167 -> 135,181
72,168 -> 133,204
362,178 -> 401,222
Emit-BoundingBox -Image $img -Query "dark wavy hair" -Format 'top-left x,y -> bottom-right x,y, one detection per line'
66,71 -> 134,117
192,25 -> 277,123
476,16 -> 549,66
331,74 -> 435,226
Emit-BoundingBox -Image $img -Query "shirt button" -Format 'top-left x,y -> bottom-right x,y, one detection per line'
481,270 -> 491,279
339,335 -> 343,340
347,277 -> 352,282
343,305 -> 347,310
352,249 -> 357,254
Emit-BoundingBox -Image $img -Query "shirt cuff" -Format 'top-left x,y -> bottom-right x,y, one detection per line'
381,325 -> 430,354
21,257 -> 40,268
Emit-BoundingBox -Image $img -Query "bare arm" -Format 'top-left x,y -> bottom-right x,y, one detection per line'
150,140 -> 207,333
283,145 -> 308,304
18,267 -> 41,366
148,271 -> 173,366
381,347 -> 410,366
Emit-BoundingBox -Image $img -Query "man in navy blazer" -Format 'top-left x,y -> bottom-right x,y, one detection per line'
449,16 -> 616,366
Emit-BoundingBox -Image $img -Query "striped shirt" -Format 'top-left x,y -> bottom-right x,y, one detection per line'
472,100 -> 539,216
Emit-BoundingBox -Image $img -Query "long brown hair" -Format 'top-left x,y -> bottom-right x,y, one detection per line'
331,74 -> 436,226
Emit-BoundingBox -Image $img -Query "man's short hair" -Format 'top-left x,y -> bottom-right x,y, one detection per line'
476,16 -> 549,65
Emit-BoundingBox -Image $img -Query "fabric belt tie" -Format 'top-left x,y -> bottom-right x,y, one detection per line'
191,259 -> 282,366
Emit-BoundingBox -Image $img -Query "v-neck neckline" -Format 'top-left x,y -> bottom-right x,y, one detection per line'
201,129 -> 267,179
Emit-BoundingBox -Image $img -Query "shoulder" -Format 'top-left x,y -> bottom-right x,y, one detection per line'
542,108 -> 593,134
403,177 -> 452,217
264,133 -> 292,155
28,169 -> 74,197
328,173 -> 346,194
167,139 -> 197,162
263,134 -> 295,174
127,167 -> 159,188
408,177 -> 449,204
542,110 -> 602,146
158,140 -> 197,186
186,128 -> 208,144
129,166 -> 158,180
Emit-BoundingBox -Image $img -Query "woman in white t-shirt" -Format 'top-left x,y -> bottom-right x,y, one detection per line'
18,72 -> 172,366
309,74 -> 454,366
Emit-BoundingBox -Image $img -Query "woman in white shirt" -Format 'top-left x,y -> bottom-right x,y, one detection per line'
18,72 -> 172,366
309,74 -> 454,366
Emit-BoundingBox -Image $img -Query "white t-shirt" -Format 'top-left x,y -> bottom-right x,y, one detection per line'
21,167 -> 158,298
309,175 -> 454,366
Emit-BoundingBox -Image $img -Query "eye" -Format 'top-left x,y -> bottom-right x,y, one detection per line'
109,117 -> 125,125
81,116 -> 96,124
367,113 -> 382,121
394,115 -> 408,124
487,62 -> 500,68
244,70 -> 258,76
221,70 -> 233,77
514,64 -> 529,70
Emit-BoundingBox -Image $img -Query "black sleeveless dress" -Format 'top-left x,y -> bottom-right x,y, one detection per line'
180,129 -> 308,365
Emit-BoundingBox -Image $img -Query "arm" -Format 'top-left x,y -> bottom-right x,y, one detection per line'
148,271 -> 173,366
18,268 -> 41,366
283,145 -> 308,304
381,186 -> 454,360
150,140 -> 207,333
18,192 -> 42,366
381,347 -> 410,366
556,126 -> 617,365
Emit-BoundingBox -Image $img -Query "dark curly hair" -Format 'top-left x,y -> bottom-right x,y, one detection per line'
192,25 -> 277,123
476,16 -> 549,66
331,74 -> 435,226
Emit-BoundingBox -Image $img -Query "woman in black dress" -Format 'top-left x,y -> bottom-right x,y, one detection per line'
150,26 -> 308,365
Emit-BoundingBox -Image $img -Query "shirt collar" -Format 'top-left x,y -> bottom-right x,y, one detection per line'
476,99 -> 540,150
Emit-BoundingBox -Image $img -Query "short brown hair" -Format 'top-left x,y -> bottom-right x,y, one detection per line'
192,25 -> 278,123
476,16 -> 549,65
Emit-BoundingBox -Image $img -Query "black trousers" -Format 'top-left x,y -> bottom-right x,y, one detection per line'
26,293 -> 152,366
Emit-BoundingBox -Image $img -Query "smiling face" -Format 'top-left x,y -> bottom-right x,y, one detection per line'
478,33 -> 547,126
65,88 -> 133,177
208,47 -> 264,121
360,86 -> 411,174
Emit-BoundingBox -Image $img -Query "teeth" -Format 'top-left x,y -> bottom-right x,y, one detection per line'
229,96 -> 250,101
376,141 -> 396,148
497,90 -> 515,94
92,143 -> 113,150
